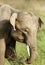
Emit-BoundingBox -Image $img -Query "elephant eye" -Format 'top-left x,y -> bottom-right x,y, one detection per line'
25,29 -> 27,32
24,28 -> 29,32
15,18 -> 17,21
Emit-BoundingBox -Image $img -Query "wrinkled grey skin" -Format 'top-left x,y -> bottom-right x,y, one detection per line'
11,12 -> 43,64
0,4 -> 43,65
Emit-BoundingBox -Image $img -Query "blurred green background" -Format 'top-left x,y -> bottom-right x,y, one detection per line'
0,0 -> 45,65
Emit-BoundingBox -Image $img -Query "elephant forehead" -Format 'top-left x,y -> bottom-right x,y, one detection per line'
18,12 -> 38,24
18,12 -> 31,22
18,16 -> 37,29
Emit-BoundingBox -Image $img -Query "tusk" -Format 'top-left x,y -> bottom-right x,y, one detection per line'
27,45 -> 30,56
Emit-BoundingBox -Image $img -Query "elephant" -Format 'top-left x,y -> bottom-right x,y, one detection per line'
0,4 -> 43,65
11,11 -> 43,64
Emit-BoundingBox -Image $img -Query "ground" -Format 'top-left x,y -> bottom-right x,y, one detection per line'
0,0 -> 45,65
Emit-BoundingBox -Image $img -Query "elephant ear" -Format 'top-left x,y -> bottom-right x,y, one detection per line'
10,13 -> 17,30
38,17 -> 44,28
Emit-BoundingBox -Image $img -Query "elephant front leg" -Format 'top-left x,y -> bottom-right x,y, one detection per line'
5,37 -> 17,62
0,39 -> 6,65
26,31 -> 38,64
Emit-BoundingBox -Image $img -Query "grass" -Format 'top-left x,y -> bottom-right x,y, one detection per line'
0,0 -> 45,65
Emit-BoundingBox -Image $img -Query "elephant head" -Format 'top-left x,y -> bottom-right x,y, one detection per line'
10,11 -> 43,64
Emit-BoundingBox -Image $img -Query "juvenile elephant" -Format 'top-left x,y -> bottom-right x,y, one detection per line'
11,11 -> 43,64
0,4 -> 43,65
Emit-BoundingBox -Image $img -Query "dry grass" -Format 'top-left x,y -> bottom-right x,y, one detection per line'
0,0 -> 45,11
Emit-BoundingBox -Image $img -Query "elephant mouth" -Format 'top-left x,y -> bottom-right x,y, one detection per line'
11,30 -> 24,42
16,37 -> 24,42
